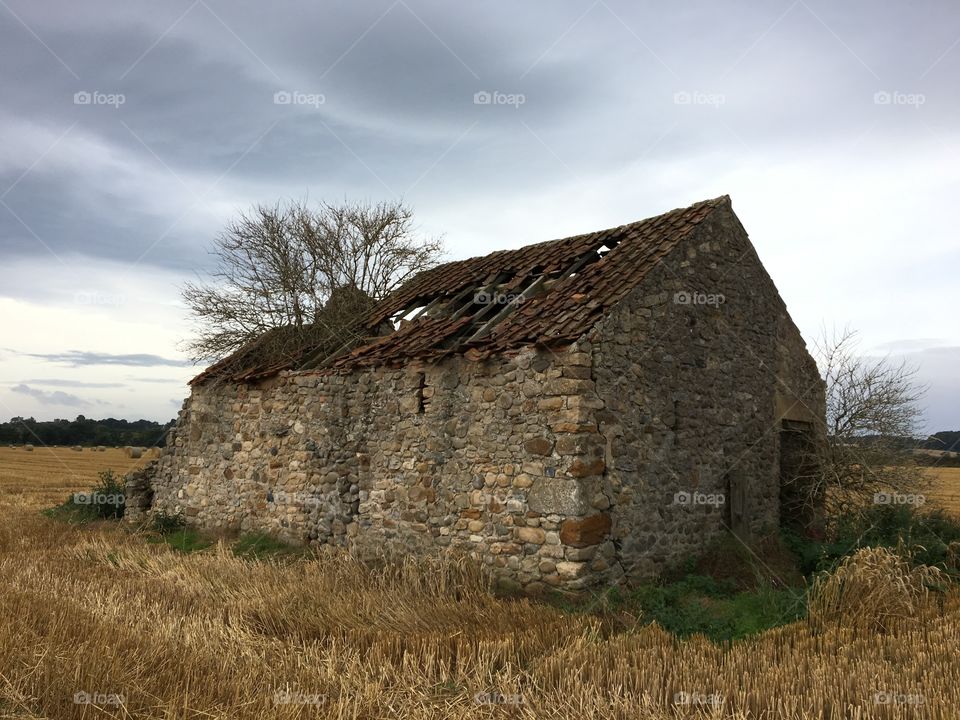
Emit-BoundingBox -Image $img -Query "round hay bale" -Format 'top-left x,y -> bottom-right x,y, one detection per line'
24,444 -> 34,451
128,447 -> 143,459
71,445 -> 83,452
97,446 -> 106,452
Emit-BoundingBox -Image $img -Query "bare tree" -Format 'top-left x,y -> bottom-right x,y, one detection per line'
787,328 -> 927,521
182,199 -> 443,363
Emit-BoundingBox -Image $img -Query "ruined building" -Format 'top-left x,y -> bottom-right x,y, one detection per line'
127,196 -> 824,593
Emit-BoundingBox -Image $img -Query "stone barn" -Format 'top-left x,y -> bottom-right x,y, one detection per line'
128,196 -> 824,593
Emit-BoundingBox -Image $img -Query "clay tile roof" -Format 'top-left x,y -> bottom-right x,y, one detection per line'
192,195 -> 730,383
324,195 -> 730,370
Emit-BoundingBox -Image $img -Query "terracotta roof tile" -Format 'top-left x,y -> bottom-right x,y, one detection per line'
192,196 -> 730,382
328,195 -> 728,370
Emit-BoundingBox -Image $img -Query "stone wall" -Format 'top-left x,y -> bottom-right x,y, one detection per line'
135,344 -> 622,593
590,203 -> 825,582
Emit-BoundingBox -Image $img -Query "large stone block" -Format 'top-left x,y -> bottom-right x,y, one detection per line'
559,513 -> 611,547
527,477 -> 588,516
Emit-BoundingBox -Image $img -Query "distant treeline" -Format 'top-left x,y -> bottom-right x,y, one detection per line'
0,416 -> 175,448
920,431 -> 960,454
847,431 -> 960,467
850,431 -> 960,452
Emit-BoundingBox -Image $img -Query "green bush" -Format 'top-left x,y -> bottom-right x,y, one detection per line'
44,469 -> 126,523
233,532 -> 307,560
628,576 -> 805,641
150,529 -> 211,553
784,504 -> 960,577
150,511 -> 186,535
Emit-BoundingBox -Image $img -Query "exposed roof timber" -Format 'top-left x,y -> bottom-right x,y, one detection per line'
466,273 -> 548,343
190,196 -> 732,382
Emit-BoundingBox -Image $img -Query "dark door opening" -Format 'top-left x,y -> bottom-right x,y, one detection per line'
779,420 -> 819,534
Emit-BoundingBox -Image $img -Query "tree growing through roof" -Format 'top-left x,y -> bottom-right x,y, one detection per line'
181,199 -> 443,363
782,327 -> 928,526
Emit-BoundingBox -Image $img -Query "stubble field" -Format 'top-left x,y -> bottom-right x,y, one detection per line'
1,447 -> 959,719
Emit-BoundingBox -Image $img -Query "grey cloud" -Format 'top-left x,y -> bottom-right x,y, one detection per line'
20,378 -> 126,388
10,383 -> 85,406
127,376 -> 189,384
0,0 -> 957,428
4,0 -> 955,270
22,351 -> 191,368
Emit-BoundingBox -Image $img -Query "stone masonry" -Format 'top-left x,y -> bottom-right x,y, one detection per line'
128,197 -> 824,593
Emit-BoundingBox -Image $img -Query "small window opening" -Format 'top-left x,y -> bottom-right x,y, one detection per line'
416,372 -> 428,414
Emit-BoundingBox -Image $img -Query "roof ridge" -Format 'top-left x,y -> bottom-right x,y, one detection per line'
429,195 -> 729,271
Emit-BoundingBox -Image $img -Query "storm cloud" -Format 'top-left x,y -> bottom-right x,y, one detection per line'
0,0 -> 957,428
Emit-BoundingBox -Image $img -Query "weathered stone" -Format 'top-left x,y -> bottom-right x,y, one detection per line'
556,561 -> 588,579
527,478 -> 588,516
523,437 -> 553,456
559,513 -> 611,547
568,457 -> 605,478
516,527 -> 546,545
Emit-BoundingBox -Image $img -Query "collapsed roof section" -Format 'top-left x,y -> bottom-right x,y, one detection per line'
312,195 -> 729,370
191,195 -> 729,384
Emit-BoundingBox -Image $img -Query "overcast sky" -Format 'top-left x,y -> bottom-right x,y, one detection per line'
0,0 -> 957,433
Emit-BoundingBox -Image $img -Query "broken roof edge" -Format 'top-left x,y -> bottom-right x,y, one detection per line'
189,195 -> 733,385
361,195 -> 733,328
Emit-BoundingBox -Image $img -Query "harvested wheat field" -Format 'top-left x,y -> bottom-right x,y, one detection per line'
0,446 -> 154,510
1,453 -> 959,719
926,467 -> 960,518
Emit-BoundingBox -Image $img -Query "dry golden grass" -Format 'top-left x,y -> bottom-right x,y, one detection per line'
925,467 -> 960,518
808,547 -> 945,633
0,446 -> 155,510
1,451 -> 959,718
